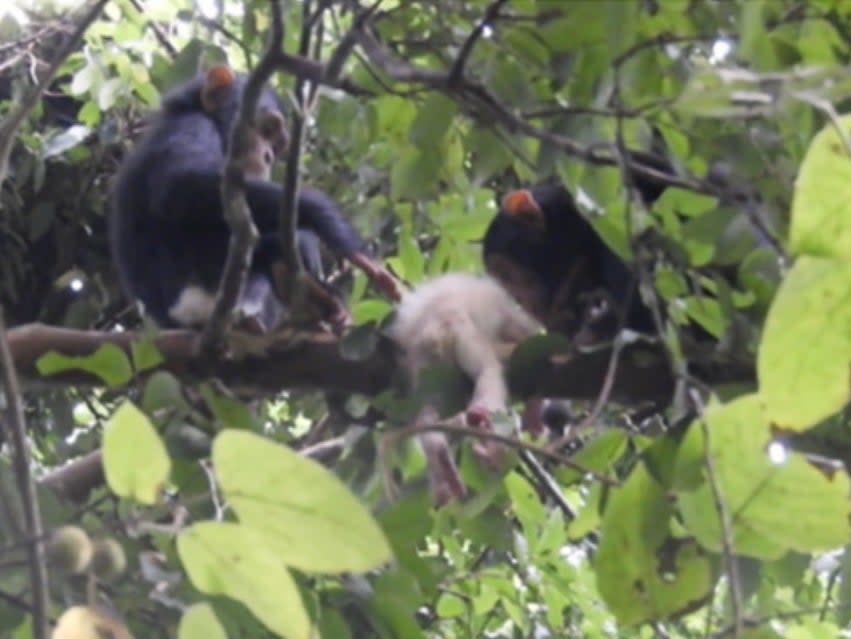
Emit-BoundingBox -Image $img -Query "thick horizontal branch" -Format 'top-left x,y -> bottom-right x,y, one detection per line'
9,323 -> 393,396
13,322 -> 754,503
9,323 -> 686,402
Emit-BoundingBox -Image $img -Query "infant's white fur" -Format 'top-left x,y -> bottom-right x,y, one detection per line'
388,273 -> 542,504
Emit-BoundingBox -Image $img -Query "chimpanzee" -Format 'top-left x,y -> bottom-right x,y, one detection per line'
483,181 -> 658,345
109,65 -> 399,332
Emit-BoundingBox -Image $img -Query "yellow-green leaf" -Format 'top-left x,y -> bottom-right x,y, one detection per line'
213,430 -> 392,574
790,113 -> 851,259
130,332 -> 164,373
37,343 -> 132,387
177,522 -> 310,639
594,463 -> 714,626
178,603 -> 226,639
102,401 -> 171,505
758,256 -> 851,428
674,394 -> 851,559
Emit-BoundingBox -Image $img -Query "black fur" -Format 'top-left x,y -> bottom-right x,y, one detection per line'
483,181 -> 658,339
109,73 -> 362,328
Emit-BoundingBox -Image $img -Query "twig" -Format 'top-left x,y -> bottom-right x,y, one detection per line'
198,16 -> 254,66
200,460 -> 225,520
447,0 -> 508,86
518,449 -> 575,519
300,436 -> 346,463
0,310 -> 48,639
0,0 -> 108,185
277,0 -> 374,313
127,0 -> 177,58
200,0 -> 288,351
689,388 -> 743,638
384,420 -> 620,486
277,0 -> 312,307
353,23 -> 709,196
546,336 -> 627,452
322,2 -> 380,84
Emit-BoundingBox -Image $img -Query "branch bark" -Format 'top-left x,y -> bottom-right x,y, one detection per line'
0,312 -> 49,639
8,321 -> 756,503
201,0 -> 289,350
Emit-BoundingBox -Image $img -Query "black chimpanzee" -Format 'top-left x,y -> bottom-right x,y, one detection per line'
109,64 -> 399,332
482,162 -> 671,438
483,181 -> 659,345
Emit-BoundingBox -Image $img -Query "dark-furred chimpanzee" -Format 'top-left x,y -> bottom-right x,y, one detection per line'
110,65 -> 399,332
482,173 -> 668,345
482,166 -> 671,438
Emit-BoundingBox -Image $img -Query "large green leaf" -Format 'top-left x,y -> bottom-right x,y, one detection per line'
212,430 -> 393,574
790,113 -> 851,259
674,394 -> 851,559
758,256 -> 851,428
177,522 -> 310,639
594,463 -> 714,626
102,401 -> 171,505
37,343 -> 132,387
178,603 -> 227,639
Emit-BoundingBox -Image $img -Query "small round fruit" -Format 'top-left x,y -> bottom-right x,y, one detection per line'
90,538 -> 127,580
47,526 -> 93,576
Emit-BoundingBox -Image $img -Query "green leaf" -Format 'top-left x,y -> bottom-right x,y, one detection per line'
673,394 -> 851,559
102,401 -> 171,505
556,429 -> 627,485
594,463 -> 714,625
838,543 -> 851,626
789,113 -> 851,259
318,610 -> 352,639
758,256 -> 851,428
36,343 -> 132,387
464,128 -> 513,182
130,332 -> 164,373
142,371 -> 187,414
435,593 -> 466,618
505,472 -> 546,536
683,295 -> 726,338
681,207 -> 736,266
366,571 -> 427,639
77,100 -> 100,127
178,603 -> 227,639
739,247 -> 782,309
212,430 -> 393,574
200,385 -> 262,430
350,298 -> 393,324
396,230 -> 425,283
409,93 -> 457,147
177,522 -> 310,639
390,147 -> 440,201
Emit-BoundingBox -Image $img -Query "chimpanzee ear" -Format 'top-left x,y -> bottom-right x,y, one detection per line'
502,189 -> 543,218
201,64 -> 236,113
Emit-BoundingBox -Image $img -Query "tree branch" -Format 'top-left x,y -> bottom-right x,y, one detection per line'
201,0 -> 289,350
447,0 -> 508,86
353,21 -> 712,195
277,0 -> 311,304
0,311 -> 48,639
7,321 -> 756,504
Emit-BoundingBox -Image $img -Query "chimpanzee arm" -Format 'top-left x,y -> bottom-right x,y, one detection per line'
156,169 -> 400,300
293,187 -> 367,256
248,182 -> 401,300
